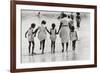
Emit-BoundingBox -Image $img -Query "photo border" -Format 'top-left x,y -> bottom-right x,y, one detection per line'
10,0 -> 97,72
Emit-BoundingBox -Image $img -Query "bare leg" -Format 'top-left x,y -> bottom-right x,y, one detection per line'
62,43 -> 64,52
32,41 -> 35,54
66,42 -> 68,51
28,41 -> 31,54
53,41 -> 55,53
42,39 -> 45,54
72,40 -> 76,51
40,41 -> 42,50
51,41 -> 53,53
77,21 -> 80,29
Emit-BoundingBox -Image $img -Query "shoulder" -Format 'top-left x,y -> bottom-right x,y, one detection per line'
28,27 -> 31,30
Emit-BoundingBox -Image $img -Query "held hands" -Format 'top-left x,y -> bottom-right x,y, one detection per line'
56,31 -> 59,34
56,30 -> 59,34
32,32 -> 36,37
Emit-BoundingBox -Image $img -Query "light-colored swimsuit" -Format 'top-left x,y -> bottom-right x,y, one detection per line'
28,28 -> 34,41
38,26 -> 47,41
50,29 -> 57,41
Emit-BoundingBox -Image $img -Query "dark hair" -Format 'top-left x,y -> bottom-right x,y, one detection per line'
76,12 -> 80,15
71,26 -> 75,31
31,23 -> 35,28
52,23 -> 55,28
41,20 -> 46,25
68,15 -> 70,18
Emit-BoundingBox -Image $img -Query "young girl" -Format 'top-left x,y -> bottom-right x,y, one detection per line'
25,23 -> 36,55
76,12 -> 81,29
34,20 -> 47,54
70,26 -> 78,51
45,23 -> 58,53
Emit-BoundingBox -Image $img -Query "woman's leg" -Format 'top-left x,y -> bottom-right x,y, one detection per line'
62,43 -> 64,52
66,42 -> 68,51
28,41 -> 31,54
32,41 -> 35,54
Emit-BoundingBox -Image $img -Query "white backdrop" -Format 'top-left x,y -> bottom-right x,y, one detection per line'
0,0 -> 100,73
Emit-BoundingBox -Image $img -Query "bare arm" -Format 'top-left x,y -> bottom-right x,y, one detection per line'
55,29 -> 58,34
33,27 -> 39,36
45,27 -> 51,34
25,30 -> 28,38
58,22 -> 62,33
34,27 -> 40,33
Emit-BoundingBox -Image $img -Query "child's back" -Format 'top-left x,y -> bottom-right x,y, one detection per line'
38,26 -> 47,41
27,27 -> 34,41
50,28 -> 57,41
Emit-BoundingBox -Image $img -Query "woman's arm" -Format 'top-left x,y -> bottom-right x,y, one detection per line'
58,22 -> 62,33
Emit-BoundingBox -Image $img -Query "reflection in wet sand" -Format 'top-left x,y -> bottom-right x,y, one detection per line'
22,51 -> 78,63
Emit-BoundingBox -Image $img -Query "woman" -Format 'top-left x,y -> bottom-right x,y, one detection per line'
58,12 -> 70,52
